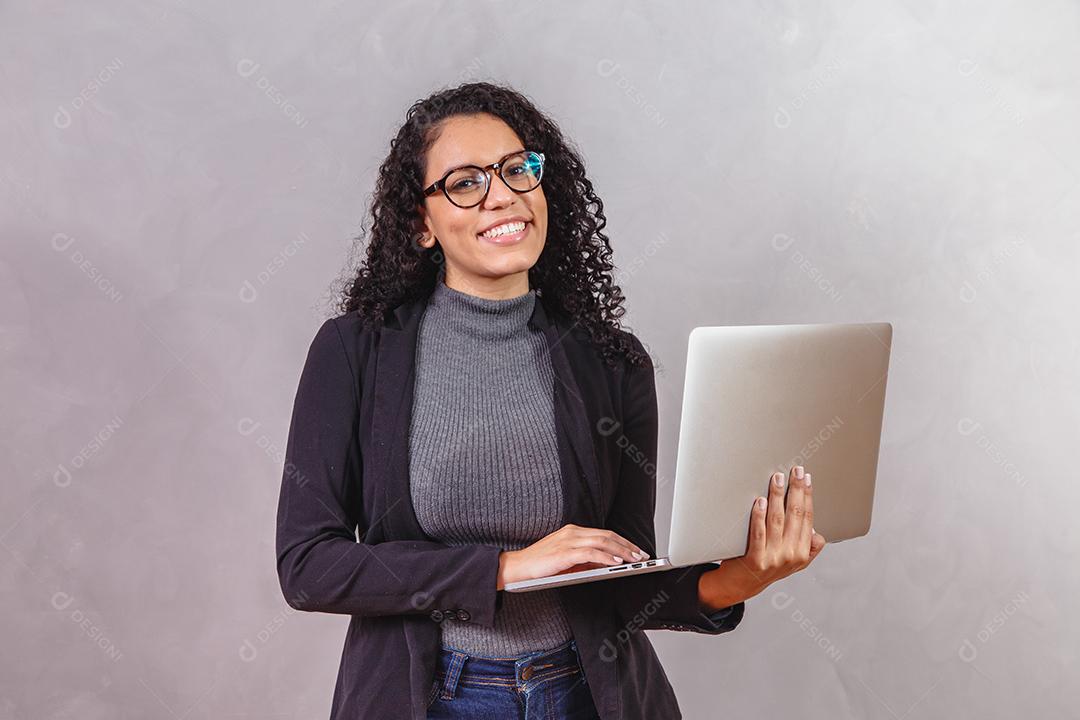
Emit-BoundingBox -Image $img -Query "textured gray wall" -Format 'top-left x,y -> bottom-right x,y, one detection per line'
3,1 -> 1077,718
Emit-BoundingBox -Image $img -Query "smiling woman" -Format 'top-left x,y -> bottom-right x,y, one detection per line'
337,82 -> 650,369
276,81 -> 748,720
414,123 -> 549,293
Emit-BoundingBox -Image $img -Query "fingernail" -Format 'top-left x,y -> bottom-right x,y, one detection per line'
773,472 -> 784,488
613,556 -> 624,563
631,551 -> 643,560
795,466 -> 804,480
805,472 -> 811,486
756,497 -> 767,510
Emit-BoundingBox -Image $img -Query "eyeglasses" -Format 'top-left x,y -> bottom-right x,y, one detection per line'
423,149 -> 545,209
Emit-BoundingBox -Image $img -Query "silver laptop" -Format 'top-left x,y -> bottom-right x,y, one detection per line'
504,321 -> 893,592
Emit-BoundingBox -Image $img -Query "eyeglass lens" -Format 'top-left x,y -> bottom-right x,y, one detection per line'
444,151 -> 543,207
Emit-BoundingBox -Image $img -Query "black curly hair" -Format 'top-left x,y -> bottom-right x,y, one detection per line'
337,81 -> 652,370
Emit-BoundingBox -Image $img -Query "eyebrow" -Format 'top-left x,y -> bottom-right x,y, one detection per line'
438,148 -> 526,178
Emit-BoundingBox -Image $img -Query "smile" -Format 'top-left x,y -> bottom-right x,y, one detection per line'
478,221 -> 529,245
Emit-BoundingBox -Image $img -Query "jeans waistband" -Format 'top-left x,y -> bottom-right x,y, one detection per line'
434,639 -> 583,699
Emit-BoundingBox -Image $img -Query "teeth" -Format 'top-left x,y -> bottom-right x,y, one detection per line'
480,221 -> 526,238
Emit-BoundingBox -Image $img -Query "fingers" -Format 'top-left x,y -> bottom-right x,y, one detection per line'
782,465 -> 808,546
798,472 -> 814,557
572,547 -> 628,567
765,470 -> 786,549
525,525 -> 642,580
571,527 -> 648,561
748,494 -> 767,557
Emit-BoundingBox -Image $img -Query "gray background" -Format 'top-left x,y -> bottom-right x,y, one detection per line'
2,0 -> 1076,718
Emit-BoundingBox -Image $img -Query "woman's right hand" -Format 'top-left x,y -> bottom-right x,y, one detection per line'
496,524 -> 649,590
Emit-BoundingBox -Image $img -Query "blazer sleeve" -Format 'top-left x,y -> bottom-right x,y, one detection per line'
274,318 -> 504,626
603,333 -> 745,635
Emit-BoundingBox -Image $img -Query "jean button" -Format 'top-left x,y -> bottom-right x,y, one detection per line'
521,665 -> 534,681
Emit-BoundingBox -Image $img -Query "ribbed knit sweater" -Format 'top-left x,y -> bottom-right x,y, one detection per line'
407,276 -> 575,657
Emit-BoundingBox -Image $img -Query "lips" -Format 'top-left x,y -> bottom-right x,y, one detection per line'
478,221 -> 524,239
477,216 -> 530,236
478,220 -> 529,245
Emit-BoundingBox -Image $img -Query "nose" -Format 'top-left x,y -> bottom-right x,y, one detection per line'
482,170 -> 516,209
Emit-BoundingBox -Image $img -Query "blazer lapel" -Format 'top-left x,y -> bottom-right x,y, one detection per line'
371,296 -> 427,540
371,288 -> 604,542
531,300 -> 605,527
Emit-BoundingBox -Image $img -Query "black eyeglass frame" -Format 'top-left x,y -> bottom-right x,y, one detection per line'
422,149 -> 546,208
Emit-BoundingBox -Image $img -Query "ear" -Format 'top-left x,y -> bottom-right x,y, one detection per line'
412,206 -> 436,249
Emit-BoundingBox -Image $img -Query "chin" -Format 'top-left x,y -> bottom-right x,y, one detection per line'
478,255 -> 537,278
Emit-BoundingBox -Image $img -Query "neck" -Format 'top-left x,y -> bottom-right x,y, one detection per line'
427,275 -> 536,342
441,267 -> 531,300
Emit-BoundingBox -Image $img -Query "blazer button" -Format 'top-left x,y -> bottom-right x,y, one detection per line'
456,609 -> 470,622
429,609 -> 444,622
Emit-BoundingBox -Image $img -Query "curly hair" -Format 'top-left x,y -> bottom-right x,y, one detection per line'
337,81 -> 652,370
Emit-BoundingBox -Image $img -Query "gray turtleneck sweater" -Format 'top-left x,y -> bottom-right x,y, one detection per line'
407,276 -> 575,658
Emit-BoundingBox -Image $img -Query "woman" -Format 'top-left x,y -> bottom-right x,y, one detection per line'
275,81 -> 826,720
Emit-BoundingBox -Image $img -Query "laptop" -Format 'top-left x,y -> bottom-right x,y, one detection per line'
504,321 -> 893,592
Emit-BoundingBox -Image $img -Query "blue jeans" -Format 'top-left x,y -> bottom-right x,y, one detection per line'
426,638 -> 601,719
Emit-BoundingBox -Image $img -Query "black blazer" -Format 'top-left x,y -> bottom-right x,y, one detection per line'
275,288 -> 745,720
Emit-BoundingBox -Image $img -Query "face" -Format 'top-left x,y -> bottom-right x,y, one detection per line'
415,113 -> 548,299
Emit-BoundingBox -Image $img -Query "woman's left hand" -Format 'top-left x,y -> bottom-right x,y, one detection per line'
698,465 -> 827,610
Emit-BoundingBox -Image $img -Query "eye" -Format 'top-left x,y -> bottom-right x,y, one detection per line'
450,178 -> 478,191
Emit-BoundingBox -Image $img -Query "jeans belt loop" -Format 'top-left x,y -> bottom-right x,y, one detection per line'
440,649 -> 468,700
